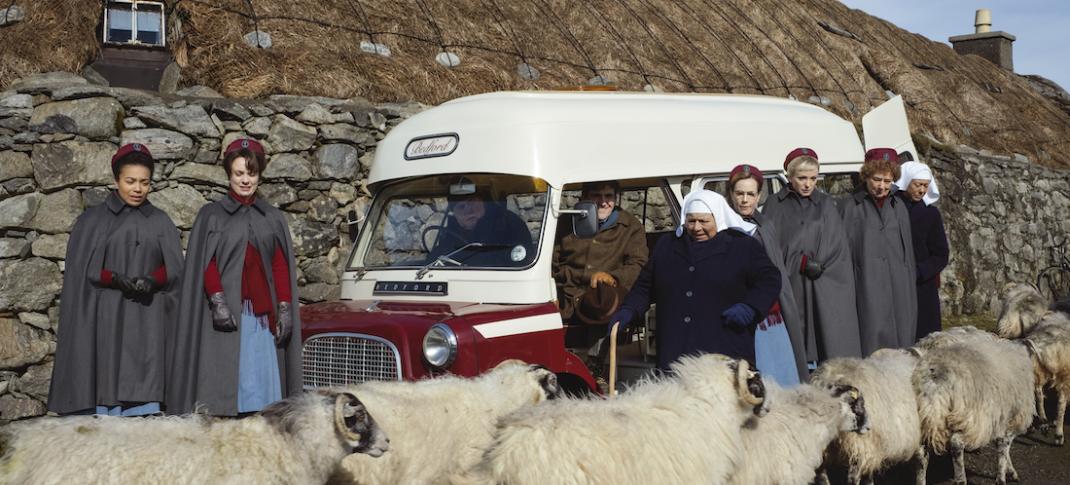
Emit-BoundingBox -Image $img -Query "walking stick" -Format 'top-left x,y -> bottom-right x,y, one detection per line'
608,321 -> 620,399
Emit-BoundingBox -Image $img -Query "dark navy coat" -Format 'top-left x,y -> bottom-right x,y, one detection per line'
898,192 -> 949,339
619,229 -> 781,370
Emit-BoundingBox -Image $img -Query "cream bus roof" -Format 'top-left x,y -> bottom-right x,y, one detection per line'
369,91 -> 868,188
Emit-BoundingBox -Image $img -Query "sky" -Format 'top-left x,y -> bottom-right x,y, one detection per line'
838,0 -> 1070,90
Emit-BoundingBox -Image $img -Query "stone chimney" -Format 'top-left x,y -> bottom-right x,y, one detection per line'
949,9 -> 1016,71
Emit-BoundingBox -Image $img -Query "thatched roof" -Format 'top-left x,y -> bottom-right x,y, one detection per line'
4,0 -> 1070,167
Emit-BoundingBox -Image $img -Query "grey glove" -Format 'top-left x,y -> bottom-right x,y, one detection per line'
275,301 -> 293,344
208,292 -> 238,332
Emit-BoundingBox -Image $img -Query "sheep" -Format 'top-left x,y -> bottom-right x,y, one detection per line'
451,353 -> 769,485
996,282 -> 1070,339
811,348 -> 923,485
0,389 -> 389,485
329,360 -> 561,485
912,336 -> 1036,485
727,380 -> 869,485
995,283 -> 1070,444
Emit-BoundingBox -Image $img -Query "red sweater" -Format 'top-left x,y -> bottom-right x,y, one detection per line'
202,192 -> 292,333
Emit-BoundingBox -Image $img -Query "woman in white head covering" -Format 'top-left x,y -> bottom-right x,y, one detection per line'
610,190 -> 782,370
894,161 -> 949,339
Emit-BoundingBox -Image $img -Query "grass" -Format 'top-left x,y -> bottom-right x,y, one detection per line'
943,313 -> 998,333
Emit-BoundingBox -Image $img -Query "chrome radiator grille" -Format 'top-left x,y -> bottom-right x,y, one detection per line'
303,333 -> 402,389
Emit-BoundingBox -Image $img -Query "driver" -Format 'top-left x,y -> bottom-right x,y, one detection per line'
426,183 -> 534,267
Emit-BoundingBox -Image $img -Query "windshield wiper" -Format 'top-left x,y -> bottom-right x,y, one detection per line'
414,242 -> 509,280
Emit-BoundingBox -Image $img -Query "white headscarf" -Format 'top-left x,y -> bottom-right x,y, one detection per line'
894,161 -> 940,206
675,189 -> 756,237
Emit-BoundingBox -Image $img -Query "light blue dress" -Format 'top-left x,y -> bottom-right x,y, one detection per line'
754,310 -> 801,387
93,402 -> 160,416
237,300 -> 282,413
744,224 -> 801,387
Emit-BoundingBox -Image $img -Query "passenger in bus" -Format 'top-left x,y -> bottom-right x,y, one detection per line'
553,181 -> 648,327
726,164 -> 806,386
167,138 -> 303,416
48,144 -> 183,416
840,148 -> 918,354
426,185 -> 534,267
894,159 -> 949,340
761,148 -> 862,362
610,190 -> 781,370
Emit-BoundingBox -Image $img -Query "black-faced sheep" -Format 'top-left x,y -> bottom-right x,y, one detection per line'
0,390 -> 389,485
913,337 -> 1036,485
450,354 -> 769,485
996,282 -> 1070,444
330,360 -> 560,485
811,348 -> 923,485
727,380 -> 868,485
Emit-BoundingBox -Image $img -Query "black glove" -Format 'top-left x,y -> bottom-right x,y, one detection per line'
607,308 -> 636,336
208,292 -> 238,332
130,276 -> 160,296
111,272 -> 140,295
802,257 -> 825,280
275,301 -> 293,344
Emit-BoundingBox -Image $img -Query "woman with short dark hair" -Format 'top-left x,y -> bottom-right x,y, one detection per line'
48,143 -> 184,416
167,138 -> 302,416
727,164 -> 805,385
840,148 -> 918,354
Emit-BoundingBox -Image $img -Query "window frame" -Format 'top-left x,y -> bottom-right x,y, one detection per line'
102,0 -> 167,47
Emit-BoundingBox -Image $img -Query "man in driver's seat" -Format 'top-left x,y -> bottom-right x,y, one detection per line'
427,183 -> 534,267
553,181 -> 648,333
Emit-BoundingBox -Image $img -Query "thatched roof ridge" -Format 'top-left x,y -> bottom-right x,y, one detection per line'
3,0 -> 1069,167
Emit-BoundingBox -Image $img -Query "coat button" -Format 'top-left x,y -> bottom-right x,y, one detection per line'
684,316 -> 692,323
688,266 -> 695,272
686,291 -> 693,297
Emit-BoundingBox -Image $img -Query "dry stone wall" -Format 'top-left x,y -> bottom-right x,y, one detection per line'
0,71 -> 422,421
1,71 -> 1068,421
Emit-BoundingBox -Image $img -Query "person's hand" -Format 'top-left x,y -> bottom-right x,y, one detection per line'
590,271 -> 617,288
208,292 -> 238,332
130,275 -> 159,296
112,272 -> 139,295
607,308 -> 636,336
800,255 -> 825,280
722,303 -> 756,328
275,301 -> 293,344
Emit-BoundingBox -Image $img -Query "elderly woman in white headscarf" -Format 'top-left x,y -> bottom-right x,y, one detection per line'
610,190 -> 781,370
895,160 -> 949,339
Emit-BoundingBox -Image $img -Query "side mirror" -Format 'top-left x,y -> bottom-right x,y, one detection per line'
347,210 -> 360,242
572,201 -> 599,239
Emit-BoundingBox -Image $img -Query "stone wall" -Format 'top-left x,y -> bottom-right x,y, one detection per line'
1,71 -> 1068,421
0,71 -> 421,421
929,146 -> 1070,315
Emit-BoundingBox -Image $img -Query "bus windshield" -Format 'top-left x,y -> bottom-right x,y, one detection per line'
354,174 -> 549,270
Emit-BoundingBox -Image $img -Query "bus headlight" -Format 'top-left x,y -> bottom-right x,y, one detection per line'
423,323 -> 458,368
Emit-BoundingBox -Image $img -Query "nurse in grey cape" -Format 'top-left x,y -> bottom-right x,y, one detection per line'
166,138 -> 302,416
48,144 -> 184,416
727,164 -> 805,385
761,148 -> 862,361
840,148 -> 917,354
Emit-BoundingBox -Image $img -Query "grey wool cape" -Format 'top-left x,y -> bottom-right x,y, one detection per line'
48,192 -> 184,414
166,195 -> 302,416
747,212 -> 809,382
761,188 -> 862,360
839,189 -> 918,355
